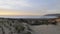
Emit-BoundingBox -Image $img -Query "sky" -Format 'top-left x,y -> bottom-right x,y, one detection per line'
0,0 -> 60,15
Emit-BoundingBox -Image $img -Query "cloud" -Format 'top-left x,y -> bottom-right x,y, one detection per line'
42,10 -> 60,15
0,0 -> 60,15
0,0 -> 31,9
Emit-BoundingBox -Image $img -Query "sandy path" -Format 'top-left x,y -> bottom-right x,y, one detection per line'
31,23 -> 60,34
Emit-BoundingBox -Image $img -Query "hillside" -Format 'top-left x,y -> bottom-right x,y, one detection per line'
44,14 -> 60,16
0,18 -> 32,34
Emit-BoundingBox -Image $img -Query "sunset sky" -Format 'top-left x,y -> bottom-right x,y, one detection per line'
0,0 -> 60,15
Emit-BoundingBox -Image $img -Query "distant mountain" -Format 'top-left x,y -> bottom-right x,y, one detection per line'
44,14 -> 60,16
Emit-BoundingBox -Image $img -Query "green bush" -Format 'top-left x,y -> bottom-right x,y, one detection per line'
15,24 -> 25,33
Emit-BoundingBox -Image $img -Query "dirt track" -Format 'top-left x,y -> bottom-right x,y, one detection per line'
31,23 -> 60,34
